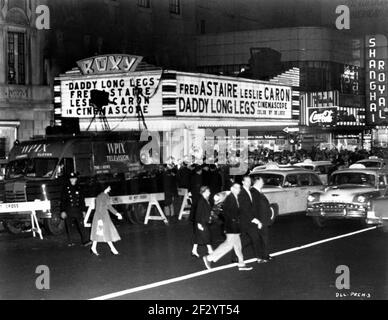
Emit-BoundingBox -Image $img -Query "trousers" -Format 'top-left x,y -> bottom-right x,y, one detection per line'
207,233 -> 244,263
64,208 -> 87,244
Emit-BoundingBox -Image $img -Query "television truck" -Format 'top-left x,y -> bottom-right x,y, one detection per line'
0,132 -> 163,235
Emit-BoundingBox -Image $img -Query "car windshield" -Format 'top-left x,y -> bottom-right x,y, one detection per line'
6,158 -> 59,179
251,173 -> 284,187
330,172 -> 376,187
359,161 -> 381,168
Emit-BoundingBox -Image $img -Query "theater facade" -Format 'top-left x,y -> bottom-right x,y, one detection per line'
54,54 -> 298,162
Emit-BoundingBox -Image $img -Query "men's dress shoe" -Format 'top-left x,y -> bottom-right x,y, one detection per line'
257,258 -> 268,264
203,256 -> 212,270
238,264 -> 253,271
67,243 -> 75,247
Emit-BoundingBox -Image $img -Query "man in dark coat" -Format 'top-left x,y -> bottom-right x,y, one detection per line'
238,175 -> 264,262
208,164 -> 222,204
251,176 -> 273,262
61,172 -> 90,246
177,161 -> 190,189
162,164 -> 178,218
202,182 -> 252,271
188,165 -> 202,221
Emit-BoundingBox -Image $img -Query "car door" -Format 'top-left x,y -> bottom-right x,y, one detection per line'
370,175 -> 388,221
282,173 -> 302,213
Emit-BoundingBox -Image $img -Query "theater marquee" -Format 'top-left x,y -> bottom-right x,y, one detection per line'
60,71 -> 163,118
176,74 -> 292,119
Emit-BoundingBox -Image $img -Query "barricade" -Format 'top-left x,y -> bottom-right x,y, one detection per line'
0,200 -> 51,239
83,193 -> 168,227
178,188 -> 191,220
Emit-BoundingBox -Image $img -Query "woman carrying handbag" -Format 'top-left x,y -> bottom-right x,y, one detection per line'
191,186 -> 214,258
90,185 -> 123,256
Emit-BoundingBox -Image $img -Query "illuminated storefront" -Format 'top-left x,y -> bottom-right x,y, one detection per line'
300,90 -> 367,151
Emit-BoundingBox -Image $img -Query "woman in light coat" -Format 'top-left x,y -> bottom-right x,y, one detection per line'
90,185 -> 123,256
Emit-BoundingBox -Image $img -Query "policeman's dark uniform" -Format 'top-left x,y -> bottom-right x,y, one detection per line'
61,173 -> 88,245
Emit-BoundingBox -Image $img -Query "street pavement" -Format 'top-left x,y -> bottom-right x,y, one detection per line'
0,214 -> 387,300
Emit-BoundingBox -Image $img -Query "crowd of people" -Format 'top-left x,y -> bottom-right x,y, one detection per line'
59,146 -> 386,267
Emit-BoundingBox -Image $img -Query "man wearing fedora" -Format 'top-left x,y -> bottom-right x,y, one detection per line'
61,172 -> 91,247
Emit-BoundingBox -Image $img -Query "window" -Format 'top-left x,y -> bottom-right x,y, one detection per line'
75,157 -> 92,176
284,174 -> 299,187
138,0 -> 150,8
298,174 -> 311,187
8,32 -> 25,85
251,174 -> 283,187
0,138 -> 5,159
311,174 -> 323,186
169,0 -> 180,14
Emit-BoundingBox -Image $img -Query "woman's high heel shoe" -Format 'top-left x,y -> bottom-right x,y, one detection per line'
191,252 -> 200,258
111,250 -> 120,255
90,249 -> 99,256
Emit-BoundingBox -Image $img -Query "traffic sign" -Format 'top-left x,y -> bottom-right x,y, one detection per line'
283,127 -> 300,133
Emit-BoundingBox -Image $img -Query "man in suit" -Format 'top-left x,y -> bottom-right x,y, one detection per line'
238,175 -> 264,263
203,182 -> 253,271
251,176 -> 273,262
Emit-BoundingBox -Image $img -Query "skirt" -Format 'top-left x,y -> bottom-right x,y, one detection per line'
193,223 -> 211,245
90,215 -> 121,243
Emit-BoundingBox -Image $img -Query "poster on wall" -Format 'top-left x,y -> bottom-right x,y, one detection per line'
60,71 -> 163,118
176,74 -> 292,119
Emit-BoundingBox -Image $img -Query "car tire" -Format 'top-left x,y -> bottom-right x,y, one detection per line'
3,220 -> 30,235
44,200 -> 66,235
269,204 -> 278,226
312,216 -> 327,228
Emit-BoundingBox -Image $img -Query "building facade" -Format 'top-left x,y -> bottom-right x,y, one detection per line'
196,26 -> 368,150
0,0 -> 51,162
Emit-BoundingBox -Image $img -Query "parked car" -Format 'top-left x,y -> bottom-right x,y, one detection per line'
213,164 -> 324,224
294,159 -> 336,185
355,156 -> 386,169
306,163 -> 388,227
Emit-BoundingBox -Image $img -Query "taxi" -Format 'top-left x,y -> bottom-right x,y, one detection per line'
294,159 -> 336,185
214,164 -> 324,224
355,156 -> 386,169
306,163 -> 388,227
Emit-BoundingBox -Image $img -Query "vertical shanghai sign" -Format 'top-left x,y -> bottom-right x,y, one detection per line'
366,35 -> 388,125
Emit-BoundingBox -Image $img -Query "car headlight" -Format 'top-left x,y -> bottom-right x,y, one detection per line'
355,195 -> 367,203
308,194 -> 320,203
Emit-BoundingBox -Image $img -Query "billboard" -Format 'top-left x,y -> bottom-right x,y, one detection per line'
366,34 -> 388,125
308,107 -> 338,127
60,71 -> 163,118
176,74 -> 292,119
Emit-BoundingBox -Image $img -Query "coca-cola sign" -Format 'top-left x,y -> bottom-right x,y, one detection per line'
308,107 -> 337,127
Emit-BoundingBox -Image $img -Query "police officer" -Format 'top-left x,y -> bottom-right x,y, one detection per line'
61,172 -> 91,247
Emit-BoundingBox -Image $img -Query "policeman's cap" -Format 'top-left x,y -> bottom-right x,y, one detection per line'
69,172 -> 79,179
